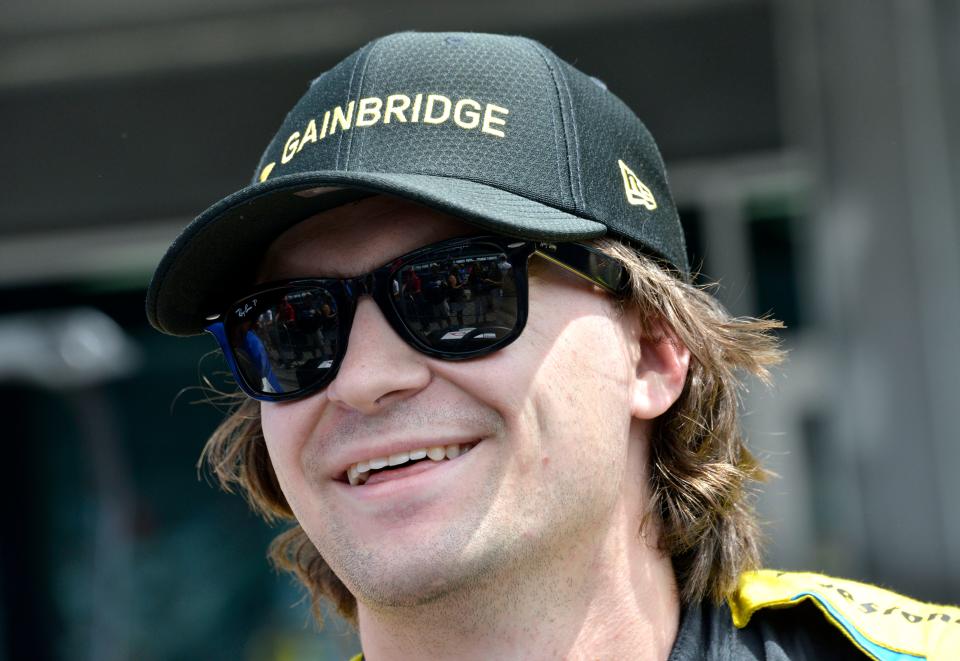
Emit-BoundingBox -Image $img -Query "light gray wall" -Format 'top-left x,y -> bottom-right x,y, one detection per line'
774,0 -> 960,599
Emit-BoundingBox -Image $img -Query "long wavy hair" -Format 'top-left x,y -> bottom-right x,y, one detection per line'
198,239 -> 784,626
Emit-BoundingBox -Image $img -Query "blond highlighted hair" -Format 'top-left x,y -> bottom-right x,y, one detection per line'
199,240 -> 784,625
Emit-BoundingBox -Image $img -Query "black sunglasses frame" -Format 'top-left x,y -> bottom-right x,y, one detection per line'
206,235 -> 627,402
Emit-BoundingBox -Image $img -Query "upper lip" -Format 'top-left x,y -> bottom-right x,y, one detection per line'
329,436 -> 484,480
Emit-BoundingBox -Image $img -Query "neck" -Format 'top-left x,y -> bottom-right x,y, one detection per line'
355,501 -> 680,661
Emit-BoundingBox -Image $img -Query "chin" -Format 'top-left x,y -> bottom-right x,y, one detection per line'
329,532 -> 516,611
342,554 -> 478,609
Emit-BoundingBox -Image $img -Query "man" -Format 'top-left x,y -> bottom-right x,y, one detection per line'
147,32 -> 958,660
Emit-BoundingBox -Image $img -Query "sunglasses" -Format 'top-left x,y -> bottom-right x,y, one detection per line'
206,235 -> 628,402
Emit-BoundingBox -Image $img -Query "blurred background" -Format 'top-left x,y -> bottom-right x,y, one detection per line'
1,0 -> 958,659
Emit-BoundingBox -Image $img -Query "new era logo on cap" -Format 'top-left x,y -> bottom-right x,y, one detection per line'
618,159 -> 657,211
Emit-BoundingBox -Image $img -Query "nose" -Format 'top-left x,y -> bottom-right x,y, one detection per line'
324,297 -> 432,414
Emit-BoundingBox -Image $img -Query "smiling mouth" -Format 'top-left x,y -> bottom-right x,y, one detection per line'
345,441 -> 479,486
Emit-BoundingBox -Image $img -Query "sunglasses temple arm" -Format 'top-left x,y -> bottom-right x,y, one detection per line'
533,245 -> 628,294
205,322 -> 268,400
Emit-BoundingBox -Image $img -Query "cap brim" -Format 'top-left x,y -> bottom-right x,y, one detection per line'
147,171 -> 607,336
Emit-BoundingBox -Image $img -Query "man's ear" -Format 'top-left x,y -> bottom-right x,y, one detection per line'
629,321 -> 691,420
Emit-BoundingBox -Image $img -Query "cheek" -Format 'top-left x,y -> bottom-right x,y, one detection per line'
435,289 -> 635,469
539,326 -> 634,438
530,304 -> 636,456
259,400 -> 316,505
529,283 -> 634,389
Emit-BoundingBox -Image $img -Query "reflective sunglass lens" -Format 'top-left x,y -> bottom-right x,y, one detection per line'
390,244 -> 520,354
228,286 -> 340,395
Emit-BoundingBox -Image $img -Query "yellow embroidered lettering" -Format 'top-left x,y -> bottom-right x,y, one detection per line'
297,119 -> 318,152
453,98 -> 482,129
355,97 -> 383,127
423,94 -> 452,124
330,101 -> 356,134
274,95 -> 511,157
481,103 -> 509,138
384,94 -> 411,123
259,162 -> 276,182
410,93 -> 424,123
281,132 -> 301,164
319,110 -> 331,139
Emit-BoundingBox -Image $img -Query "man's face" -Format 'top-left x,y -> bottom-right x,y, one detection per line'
258,195 -> 650,608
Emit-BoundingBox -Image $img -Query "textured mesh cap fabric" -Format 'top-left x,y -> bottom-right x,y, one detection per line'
147,31 -> 689,336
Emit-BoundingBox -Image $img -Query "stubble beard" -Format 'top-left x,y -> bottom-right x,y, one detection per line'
297,398 -> 625,623
300,400 -> 518,611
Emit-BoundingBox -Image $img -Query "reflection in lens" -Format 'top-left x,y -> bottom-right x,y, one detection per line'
392,243 -> 519,354
229,286 -> 339,395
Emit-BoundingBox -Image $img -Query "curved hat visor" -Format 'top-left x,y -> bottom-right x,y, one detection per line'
146,171 -> 608,336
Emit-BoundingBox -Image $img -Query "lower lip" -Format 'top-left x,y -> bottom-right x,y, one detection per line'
337,442 -> 481,500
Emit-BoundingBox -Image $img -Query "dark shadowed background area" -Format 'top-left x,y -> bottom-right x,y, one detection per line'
1,0 -> 958,659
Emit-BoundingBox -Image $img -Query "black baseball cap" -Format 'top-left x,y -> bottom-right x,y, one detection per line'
147,31 -> 689,336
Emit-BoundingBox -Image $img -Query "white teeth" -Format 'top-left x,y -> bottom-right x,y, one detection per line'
346,442 -> 478,484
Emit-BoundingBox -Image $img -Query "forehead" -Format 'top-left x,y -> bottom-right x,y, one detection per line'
257,195 -> 475,281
